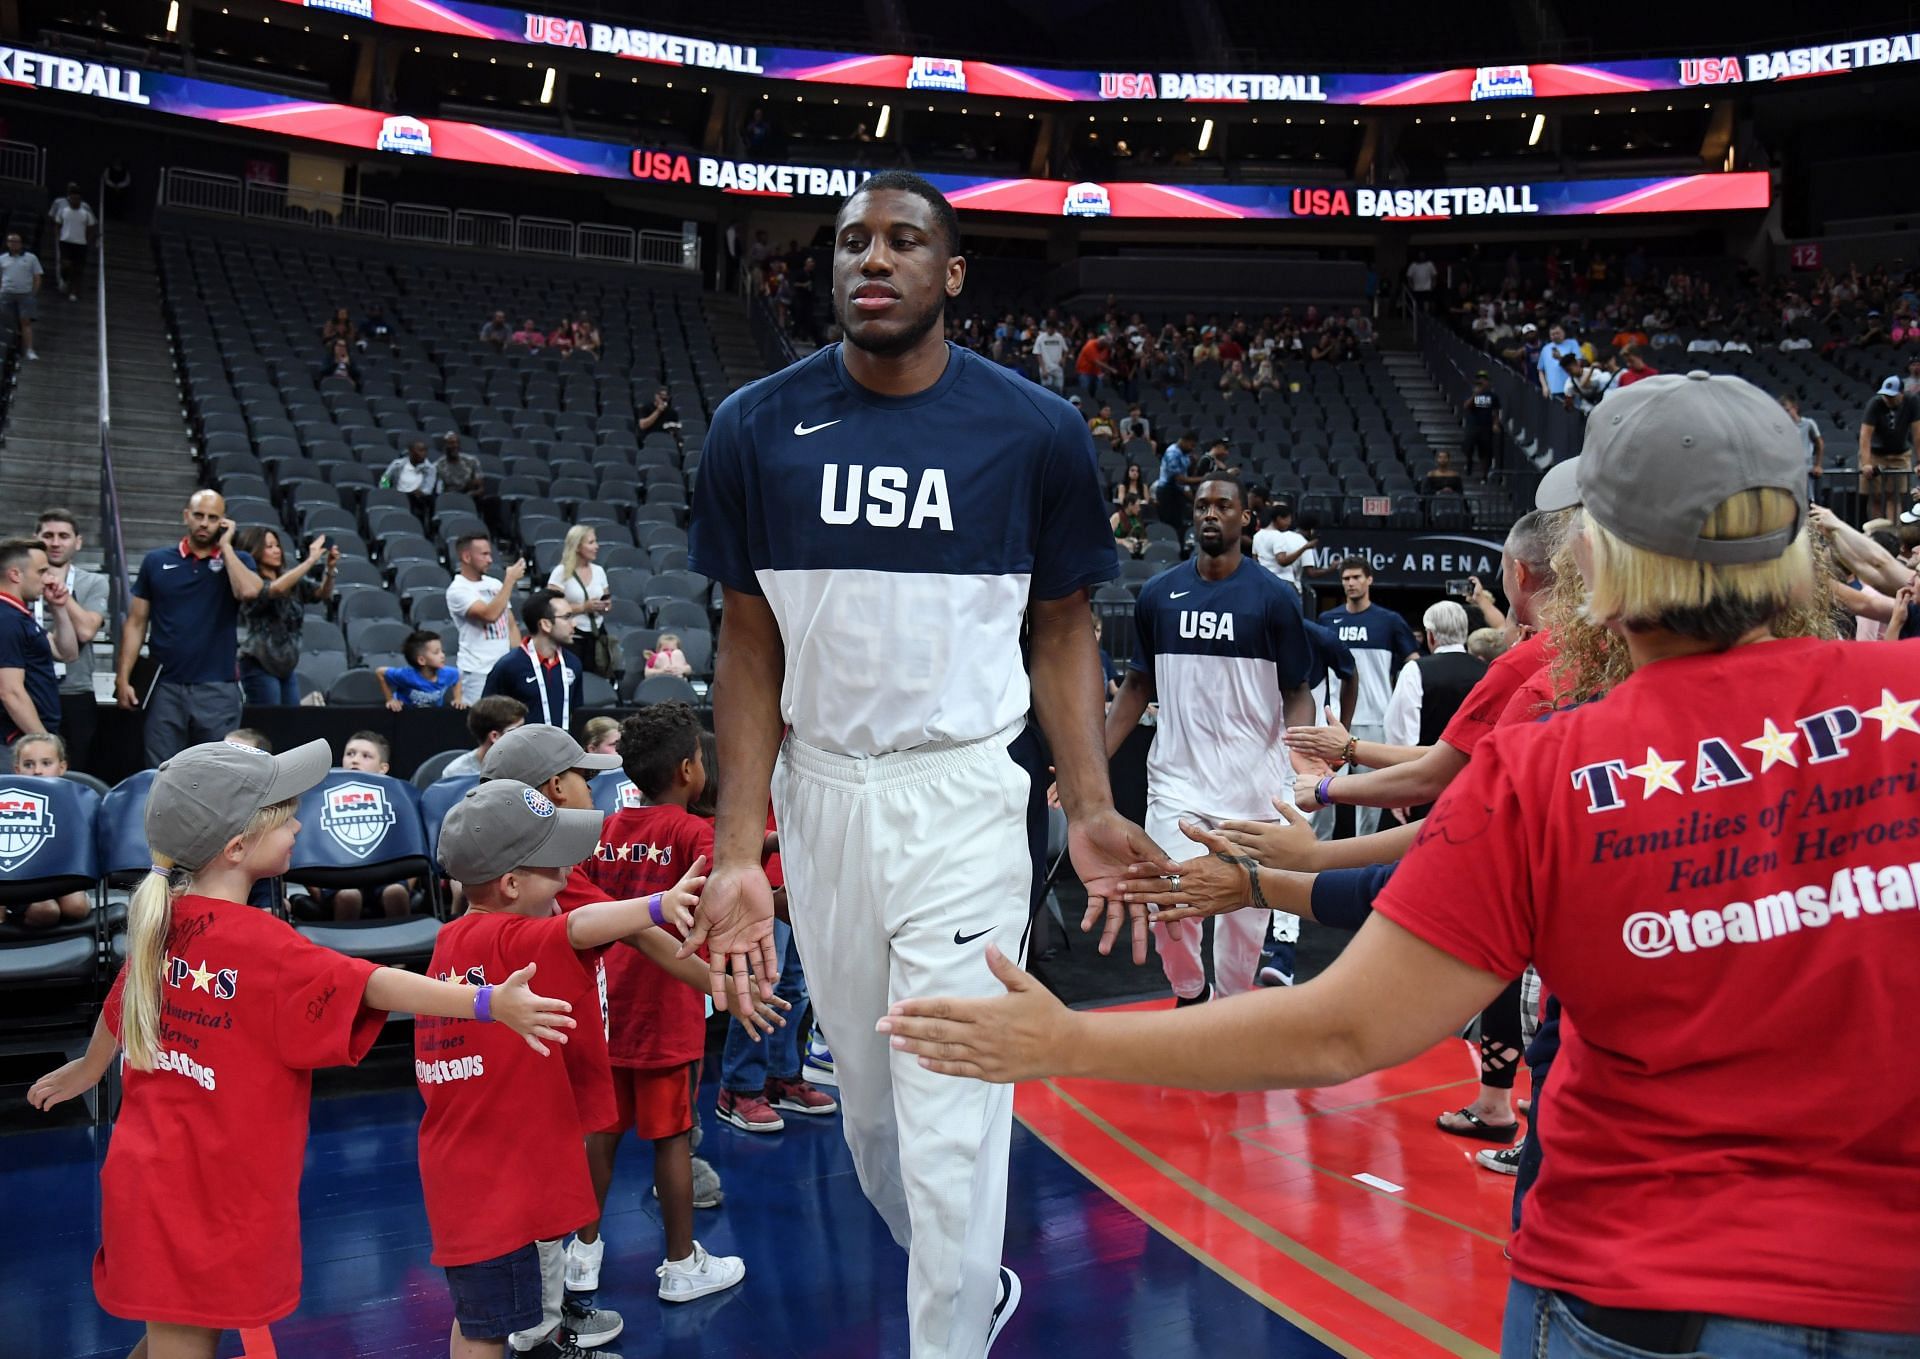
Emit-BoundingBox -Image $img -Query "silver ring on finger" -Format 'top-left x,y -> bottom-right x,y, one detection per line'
1169,874 -> 1182,890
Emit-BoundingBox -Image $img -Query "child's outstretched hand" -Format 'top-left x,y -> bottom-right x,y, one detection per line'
27,1057 -> 100,1111
655,855 -> 709,933
490,963 -> 576,1056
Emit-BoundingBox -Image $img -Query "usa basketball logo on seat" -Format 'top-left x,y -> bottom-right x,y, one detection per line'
0,787 -> 54,872
321,782 -> 396,858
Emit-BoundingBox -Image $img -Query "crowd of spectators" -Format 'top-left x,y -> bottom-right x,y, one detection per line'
477,308 -> 603,358
941,300 -> 1376,401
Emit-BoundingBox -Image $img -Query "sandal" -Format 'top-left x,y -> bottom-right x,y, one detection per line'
1436,1107 -> 1519,1143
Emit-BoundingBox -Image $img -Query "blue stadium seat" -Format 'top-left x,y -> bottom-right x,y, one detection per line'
290,772 -> 442,965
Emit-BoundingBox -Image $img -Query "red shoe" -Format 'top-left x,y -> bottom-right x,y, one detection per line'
765,1075 -> 839,1116
716,1087 -> 785,1133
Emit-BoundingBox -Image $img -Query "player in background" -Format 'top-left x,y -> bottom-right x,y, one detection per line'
684,171 -> 1169,1359
1103,476 -> 1314,1003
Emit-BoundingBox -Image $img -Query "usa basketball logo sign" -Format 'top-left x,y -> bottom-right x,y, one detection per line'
321,782 -> 396,858
0,786 -> 54,872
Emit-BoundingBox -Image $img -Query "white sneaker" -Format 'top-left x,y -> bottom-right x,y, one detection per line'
802,1033 -> 836,1086
24,349 -> 36,360
986,1266 -> 1021,1354
565,1234 -> 604,1292
655,1241 -> 745,1303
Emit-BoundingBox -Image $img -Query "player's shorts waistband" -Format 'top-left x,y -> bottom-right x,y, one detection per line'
781,719 -> 1026,794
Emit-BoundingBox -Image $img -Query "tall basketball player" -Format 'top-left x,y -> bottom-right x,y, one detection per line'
684,172 -> 1170,1359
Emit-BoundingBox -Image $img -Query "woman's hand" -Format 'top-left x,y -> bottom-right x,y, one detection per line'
487,963 -> 576,1055
876,946 -> 1074,1084
1218,798 -> 1324,872
1282,707 -> 1351,763
27,1057 -> 101,1111
307,534 -> 329,562
386,698 -> 404,712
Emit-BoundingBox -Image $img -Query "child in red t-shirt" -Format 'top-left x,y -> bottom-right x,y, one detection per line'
573,702 -> 748,1303
26,739 -> 574,1359
420,778 -> 707,1358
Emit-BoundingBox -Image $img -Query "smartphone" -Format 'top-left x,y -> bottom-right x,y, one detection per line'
1446,578 -> 1471,596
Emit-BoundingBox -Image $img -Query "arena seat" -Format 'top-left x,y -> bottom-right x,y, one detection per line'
289,772 -> 442,966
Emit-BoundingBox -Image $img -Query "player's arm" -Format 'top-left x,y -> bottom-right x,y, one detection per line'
682,586 -> 784,1006
1337,670 -> 1358,728
620,923 -> 788,1037
1102,669 -> 1151,759
880,911 -> 1506,1090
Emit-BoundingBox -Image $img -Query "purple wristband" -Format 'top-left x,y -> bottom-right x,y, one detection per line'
648,893 -> 666,927
473,984 -> 494,1023
1315,775 -> 1336,807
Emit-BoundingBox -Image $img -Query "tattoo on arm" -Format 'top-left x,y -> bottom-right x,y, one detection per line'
1214,851 -> 1268,909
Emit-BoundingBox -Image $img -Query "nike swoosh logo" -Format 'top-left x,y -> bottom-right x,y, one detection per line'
954,927 -> 995,945
794,419 -> 841,436
1169,590 -> 1189,598
161,563 -> 181,570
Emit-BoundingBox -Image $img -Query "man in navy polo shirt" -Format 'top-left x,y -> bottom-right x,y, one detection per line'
0,539 -> 77,771
481,591 -> 584,731
115,491 -> 263,765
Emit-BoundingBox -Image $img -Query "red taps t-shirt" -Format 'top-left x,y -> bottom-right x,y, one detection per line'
1374,638 -> 1920,1331
415,909 -> 613,1266
1437,630 -> 1551,757
95,897 -> 384,1328
580,804 -> 712,1068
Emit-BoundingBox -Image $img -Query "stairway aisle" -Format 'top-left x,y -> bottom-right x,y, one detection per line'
100,224 -> 200,553
0,266 -> 101,538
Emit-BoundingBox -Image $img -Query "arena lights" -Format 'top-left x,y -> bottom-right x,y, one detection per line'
259,2 -> 1920,111
874,103 -> 890,137
165,1 -> 179,35
1528,113 -> 1544,145
539,66 -> 555,102
1197,117 -> 1213,152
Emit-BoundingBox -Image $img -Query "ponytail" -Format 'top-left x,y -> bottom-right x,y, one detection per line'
123,798 -> 297,1071
121,859 -> 185,1072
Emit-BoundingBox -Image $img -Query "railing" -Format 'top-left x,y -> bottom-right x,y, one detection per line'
95,174 -> 131,630
157,167 -> 698,270
0,139 -> 45,187
1415,304 -> 1566,502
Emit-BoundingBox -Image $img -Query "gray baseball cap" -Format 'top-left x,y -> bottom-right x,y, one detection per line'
1536,456 -> 1582,511
1566,371 -> 1805,564
482,724 -> 620,788
146,738 -> 332,872
437,779 -> 605,883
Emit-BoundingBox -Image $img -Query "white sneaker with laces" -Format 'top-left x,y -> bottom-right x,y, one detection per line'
564,1234 -> 604,1292
655,1241 -> 745,1303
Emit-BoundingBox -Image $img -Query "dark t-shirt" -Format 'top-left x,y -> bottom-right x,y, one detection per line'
0,594 -> 59,742
1861,394 -> 1919,456
1465,389 -> 1501,431
132,545 -> 256,684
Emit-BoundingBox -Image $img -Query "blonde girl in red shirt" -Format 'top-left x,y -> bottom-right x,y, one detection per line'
29,738 -> 575,1359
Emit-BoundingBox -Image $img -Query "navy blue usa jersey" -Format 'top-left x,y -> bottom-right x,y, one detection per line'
1131,557 -> 1311,818
689,343 -> 1118,755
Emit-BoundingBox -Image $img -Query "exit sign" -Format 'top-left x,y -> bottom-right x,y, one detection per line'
1362,496 -> 1393,517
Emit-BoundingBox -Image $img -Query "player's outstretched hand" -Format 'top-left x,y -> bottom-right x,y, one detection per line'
1218,797 -> 1325,873
680,862 -> 780,1012
1118,821 -> 1259,924
730,991 -> 793,1042
27,1057 -> 99,1111
1282,707 -> 1350,763
877,945 -> 1068,1083
492,963 -> 577,1055
1070,807 -> 1177,964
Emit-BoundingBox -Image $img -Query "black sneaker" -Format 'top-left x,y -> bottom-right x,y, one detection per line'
1174,984 -> 1212,1007
561,1299 -> 624,1348
1477,1144 -> 1523,1176
985,1266 -> 1022,1355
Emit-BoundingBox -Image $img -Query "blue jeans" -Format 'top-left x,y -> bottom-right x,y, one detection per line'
1503,1281 -> 1920,1359
239,659 -> 301,706
718,917 -> 808,1092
